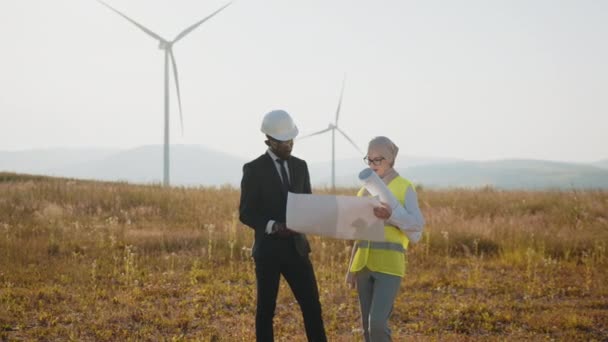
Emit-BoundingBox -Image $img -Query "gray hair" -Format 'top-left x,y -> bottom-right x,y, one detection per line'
368,136 -> 399,166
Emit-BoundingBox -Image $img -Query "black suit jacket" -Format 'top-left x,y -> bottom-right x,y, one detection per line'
239,152 -> 312,258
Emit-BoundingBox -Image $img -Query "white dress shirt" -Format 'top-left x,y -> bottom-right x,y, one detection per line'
265,149 -> 290,234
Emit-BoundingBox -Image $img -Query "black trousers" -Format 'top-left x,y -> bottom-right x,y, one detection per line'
254,239 -> 327,342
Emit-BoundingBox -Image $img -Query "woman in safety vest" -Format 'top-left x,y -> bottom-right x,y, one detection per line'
346,136 -> 425,342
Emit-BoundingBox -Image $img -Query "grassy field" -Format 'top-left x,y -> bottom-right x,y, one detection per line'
1,172 -> 607,341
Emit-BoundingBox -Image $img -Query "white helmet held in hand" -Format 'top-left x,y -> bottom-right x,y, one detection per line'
260,109 -> 299,141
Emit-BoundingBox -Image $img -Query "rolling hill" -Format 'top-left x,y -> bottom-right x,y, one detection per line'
402,159 -> 608,189
1,146 -> 607,189
592,159 -> 608,170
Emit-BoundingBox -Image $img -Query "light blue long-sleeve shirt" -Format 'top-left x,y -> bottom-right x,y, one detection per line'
386,185 -> 425,243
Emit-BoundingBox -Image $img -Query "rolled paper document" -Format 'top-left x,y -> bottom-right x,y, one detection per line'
358,168 -> 400,210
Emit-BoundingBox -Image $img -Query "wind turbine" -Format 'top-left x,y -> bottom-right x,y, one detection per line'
299,76 -> 363,191
97,0 -> 232,186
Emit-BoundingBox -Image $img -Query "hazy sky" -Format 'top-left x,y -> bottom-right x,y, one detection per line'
1,0 -> 606,163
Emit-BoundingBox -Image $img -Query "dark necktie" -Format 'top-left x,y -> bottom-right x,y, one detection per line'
276,158 -> 290,194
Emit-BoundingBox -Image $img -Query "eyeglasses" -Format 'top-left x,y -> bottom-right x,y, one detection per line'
268,138 -> 294,146
363,156 -> 385,166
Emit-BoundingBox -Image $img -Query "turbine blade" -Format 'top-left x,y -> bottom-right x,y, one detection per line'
335,74 -> 346,125
173,2 -> 232,43
169,49 -> 184,136
336,127 -> 363,155
297,127 -> 332,140
97,0 -> 166,42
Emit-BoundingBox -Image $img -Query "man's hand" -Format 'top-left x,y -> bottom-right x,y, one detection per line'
373,202 -> 392,220
345,272 -> 356,289
272,222 -> 297,237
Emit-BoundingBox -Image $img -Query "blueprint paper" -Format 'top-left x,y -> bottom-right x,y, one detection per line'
286,192 -> 385,241
358,168 -> 400,210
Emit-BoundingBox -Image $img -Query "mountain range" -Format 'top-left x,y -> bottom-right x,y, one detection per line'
592,159 -> 608,170
1,145 -> 607,189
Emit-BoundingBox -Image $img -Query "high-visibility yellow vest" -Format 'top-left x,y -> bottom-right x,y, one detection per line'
350,176 -> 411,277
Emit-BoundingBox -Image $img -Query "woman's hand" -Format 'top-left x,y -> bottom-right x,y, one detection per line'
373,202 -> 392,220
345,272 -> 356,289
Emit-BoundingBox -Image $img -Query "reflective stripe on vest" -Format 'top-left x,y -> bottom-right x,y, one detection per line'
357,240 -> 405,252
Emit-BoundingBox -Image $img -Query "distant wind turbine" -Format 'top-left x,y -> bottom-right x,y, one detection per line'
299,76 -> 363,191
97,0 -> 232,186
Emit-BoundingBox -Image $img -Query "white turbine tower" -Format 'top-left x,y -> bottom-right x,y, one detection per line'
299,76 -> 363,191
97,1 -> 232,186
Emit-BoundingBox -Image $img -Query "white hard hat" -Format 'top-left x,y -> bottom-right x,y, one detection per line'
260,109 -> 299,141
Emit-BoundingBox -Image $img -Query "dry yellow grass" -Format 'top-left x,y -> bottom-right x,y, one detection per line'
0,172 -> 607,341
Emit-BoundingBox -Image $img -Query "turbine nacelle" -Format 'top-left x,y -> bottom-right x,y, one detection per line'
158,40 -> 172,50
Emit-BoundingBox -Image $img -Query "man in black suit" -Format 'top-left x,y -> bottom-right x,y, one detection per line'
239,110 -> 327,342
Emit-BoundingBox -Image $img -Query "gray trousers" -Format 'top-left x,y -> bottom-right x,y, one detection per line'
356,268 -> 402,342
